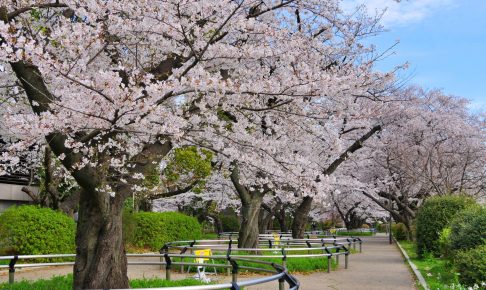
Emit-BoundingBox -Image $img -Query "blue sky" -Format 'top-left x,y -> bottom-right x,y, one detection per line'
342,0 -> 486,112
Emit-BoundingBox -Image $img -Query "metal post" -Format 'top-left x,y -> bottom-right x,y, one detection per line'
164,253 -> 172,281
359,241 -> 362,253
335,248 -> 340,265
9,256 -> 18,284
327,256 -> 331,273
345,253 -> 349,269
279,278 -> 285,290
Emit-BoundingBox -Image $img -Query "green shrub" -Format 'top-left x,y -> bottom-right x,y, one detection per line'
122,209 -> 137,246
0,205 -> 75,257
392,223 -> 408,241
415,195 -> 476,258
438,227 -> 452,258
377,223 -> 388,233
449,206 -> 486,253
221,214 -> 239,232
453,244 -> 486,287
131,211 -> 202,251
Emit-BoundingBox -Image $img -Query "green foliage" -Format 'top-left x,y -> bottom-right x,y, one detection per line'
438,227 -> 452,258
392,223 -> 408,241
30,8 -> 41,21
0,274 -> 209,290
453,244 -> 486,287
130,211 -> 202,251
449,206 -> 486,253
163,146 -> 213,193
415,195 -> 476,258
0,206 -> 75,257
336,231 -> 373,236
221,214 -> 239,232
122,209 -> 137,246
377,223 -> 388,233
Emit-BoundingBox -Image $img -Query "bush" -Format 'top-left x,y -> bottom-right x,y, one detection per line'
221,214 -> 239,232
361,224 -> 370,229
449,206 -> 486,253
131,211 -> 202,251
415,195 -> 476,258
392,223 -> 408,241
0,205 -> 75,256
453,244 -> 486,286
122,209 -> 137,246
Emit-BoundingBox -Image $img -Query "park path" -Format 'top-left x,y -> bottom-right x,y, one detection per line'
0,234 -> 416,290
268,234 -> 418,290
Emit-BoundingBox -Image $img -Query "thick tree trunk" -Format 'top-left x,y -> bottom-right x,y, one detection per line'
291,196 -> 313,238
238,193 -> 264,248
73,189 -> 128,290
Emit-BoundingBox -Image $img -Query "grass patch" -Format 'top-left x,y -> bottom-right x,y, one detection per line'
201,233 -> 219,239
176,249 -> 338,274
399,241 -> 462,290
0,274 -> 210,290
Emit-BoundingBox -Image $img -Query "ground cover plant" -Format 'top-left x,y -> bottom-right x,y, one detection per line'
399,241 -> 460,290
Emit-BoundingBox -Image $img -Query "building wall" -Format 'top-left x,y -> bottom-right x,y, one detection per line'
0,183 -> 37,214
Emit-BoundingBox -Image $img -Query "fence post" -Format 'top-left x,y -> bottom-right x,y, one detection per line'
228,258 -> 239,284
279,277 -> 285,290
227,239 -> 232,276
164,253 -> 172,281
281,248 -> 287,268
335,247 -> 340,266
9,255 -> 18,284
159,244 -> 169,270
345,252 -> 349,269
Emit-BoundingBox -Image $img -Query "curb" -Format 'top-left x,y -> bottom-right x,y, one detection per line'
394,238 -> 429,290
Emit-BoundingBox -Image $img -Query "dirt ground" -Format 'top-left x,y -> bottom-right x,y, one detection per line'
0,234 -> 416,290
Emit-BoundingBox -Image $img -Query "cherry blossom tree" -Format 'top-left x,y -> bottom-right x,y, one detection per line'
344,88 -> 486,237
0,1 -> 400,287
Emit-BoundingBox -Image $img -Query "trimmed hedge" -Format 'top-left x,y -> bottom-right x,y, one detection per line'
415,195 -> 476,258
131,211 -> 202,250
449,206 -> 486,253
453,244 -> 486,286
0,205 -> 75,256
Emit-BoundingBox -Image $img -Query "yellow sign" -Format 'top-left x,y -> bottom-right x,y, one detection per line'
273,233 -> 280,247
194,249 -> 212,263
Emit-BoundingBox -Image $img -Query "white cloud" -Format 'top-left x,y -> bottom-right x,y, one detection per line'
341,0 -> 456,27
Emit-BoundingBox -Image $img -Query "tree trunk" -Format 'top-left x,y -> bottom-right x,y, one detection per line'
291,196 -> 313,238
276,208 -> 288,232
73,189 -> 129,290
259,209 -> 273,233
209,214 -> 223,234
238,193 -> 264,248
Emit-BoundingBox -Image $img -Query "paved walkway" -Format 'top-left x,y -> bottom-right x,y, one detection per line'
0,234 -> 417,289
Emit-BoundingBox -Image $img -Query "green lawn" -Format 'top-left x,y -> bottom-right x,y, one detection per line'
176,250 -> 338,274
335,231 -> 373,236
398,241 -> 465,290
0,275 -> 209,290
